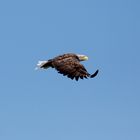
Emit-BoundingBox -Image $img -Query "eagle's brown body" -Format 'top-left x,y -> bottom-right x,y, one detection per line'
37,53 -> 98,81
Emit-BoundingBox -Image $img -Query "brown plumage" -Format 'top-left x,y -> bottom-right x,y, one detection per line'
36,53 -> 99,81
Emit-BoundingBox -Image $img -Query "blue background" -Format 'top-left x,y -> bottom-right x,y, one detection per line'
0,0 -> 140,140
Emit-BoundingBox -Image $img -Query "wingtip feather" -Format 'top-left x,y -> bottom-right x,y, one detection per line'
90,69 -> 99,78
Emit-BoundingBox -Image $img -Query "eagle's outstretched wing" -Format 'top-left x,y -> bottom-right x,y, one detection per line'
52,57 -> 91,81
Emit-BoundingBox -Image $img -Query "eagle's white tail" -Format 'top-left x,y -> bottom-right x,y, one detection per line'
35,60 -> 48,70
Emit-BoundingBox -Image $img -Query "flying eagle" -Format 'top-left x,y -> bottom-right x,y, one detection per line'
36,53 -> 99,81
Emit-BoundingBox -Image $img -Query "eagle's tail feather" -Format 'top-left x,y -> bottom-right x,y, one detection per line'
90,69 -> 99,78
35,60 -> 52,70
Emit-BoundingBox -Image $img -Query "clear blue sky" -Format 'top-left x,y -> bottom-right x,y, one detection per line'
0,0 -> 140,140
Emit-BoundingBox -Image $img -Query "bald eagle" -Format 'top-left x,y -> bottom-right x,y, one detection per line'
36,53 -> 99,81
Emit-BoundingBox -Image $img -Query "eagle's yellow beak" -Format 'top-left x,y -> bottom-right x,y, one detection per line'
83,56 -> 88,61
78,55 -> 88,61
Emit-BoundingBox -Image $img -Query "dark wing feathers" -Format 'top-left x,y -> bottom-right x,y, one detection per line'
90,69 -> 99,78
52,57 -> 90,81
